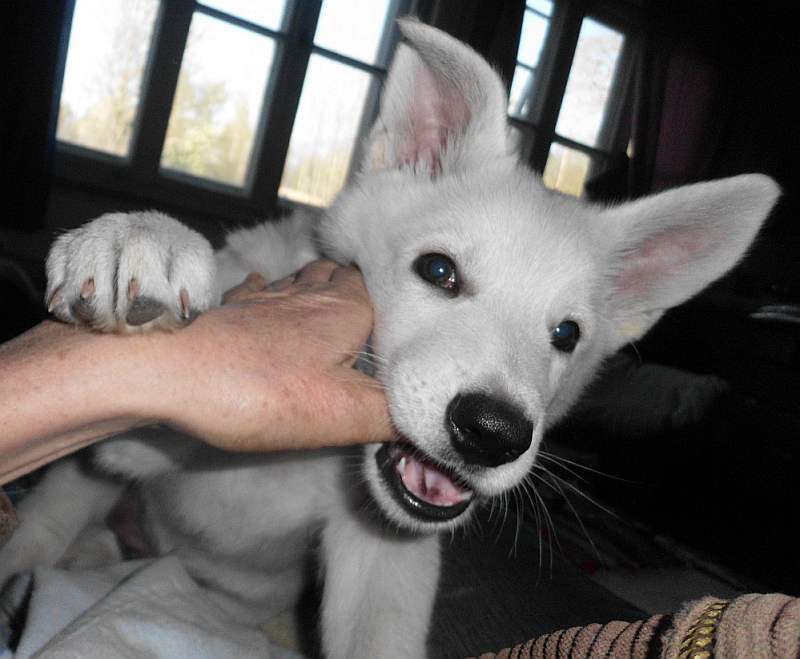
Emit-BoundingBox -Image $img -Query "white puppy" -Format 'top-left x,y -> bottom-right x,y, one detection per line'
1,19 -> 779,659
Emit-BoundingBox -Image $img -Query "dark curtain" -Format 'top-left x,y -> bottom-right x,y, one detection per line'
0,2 -> 69,232
626,0 -> 799,297
629,2 -> 799,199
629,35 -> 724,195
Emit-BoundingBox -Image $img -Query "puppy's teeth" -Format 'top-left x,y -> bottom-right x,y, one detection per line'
397,456 -> 406,472
418,465 -> 427,496
47,290 -> 63,312
401,457 -> 414,485
424,468 -> 435,495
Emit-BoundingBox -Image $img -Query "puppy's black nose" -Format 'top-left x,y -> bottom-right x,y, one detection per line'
446,393 -> 533,467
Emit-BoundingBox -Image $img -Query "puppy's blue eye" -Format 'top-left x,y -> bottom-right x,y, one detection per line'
414,253 -> 459,295
551,320 -> 580,352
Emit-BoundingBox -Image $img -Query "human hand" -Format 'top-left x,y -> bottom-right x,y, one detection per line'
153,260 -> 393,451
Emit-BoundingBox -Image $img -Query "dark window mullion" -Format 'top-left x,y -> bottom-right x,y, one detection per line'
527,0 -> 583,173
309,46 -> 387,77
551,133 -> 608,161
509,116 -> 539,132
526,4 -> 551,21
194,4 -> 287,40
375,0 -> 406,68
508,119 -> 538,164
549,136 -> 611,193
515,61 -> 537,73
129,0 -> 194,179
247,0 -> 324,212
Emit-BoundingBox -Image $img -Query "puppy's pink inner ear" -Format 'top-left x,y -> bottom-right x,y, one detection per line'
615,226 -> 711,299
397,66 -> 471,172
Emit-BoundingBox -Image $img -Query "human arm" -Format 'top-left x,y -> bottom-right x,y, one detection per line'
0,261 -> 391,485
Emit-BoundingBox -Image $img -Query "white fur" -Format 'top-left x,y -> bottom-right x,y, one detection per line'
3,19 -> 780,658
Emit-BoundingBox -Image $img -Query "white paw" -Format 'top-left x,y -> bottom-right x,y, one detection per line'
45,211 -> 219,331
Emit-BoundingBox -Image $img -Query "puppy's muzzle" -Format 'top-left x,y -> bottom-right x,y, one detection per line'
446,393 -> 533,467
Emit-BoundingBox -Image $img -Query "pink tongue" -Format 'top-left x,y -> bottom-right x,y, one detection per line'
397,454 -> 471,507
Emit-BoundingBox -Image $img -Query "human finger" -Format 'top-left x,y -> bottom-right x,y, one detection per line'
330,264 -> 359,284
222,272 -> 267,303
330,265 -> 371,302
265,275 -> 295,293
294,259 -> 338,284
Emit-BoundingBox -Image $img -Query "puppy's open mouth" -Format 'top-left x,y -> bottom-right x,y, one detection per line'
376,443 -> 473,522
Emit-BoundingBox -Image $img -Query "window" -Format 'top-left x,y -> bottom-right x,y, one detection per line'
158,10 -> 278,187
53,1 -> 634,218
508,1 -> 637,197
278,0 -> 396,206
54,0 -> 408,219
56,0 -> 160,158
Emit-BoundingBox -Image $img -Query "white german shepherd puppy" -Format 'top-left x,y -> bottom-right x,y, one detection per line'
0,19 -> 779,659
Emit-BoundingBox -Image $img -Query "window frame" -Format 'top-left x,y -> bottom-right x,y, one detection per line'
508,0 -> 642,193
52,0 -> 409,223
51,0 -> 639,222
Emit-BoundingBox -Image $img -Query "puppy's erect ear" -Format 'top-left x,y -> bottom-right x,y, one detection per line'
363,18 -> 510,175
599,174 -> 780,345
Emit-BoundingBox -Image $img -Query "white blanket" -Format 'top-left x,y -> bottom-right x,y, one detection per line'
1,557 -> 303,659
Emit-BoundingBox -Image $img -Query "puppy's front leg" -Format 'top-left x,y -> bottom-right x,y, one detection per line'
0,457 -> 124,586
321,514 -> 440,659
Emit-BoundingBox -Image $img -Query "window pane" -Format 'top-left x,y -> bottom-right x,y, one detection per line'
508,8 -> 551,119
314,0 -> 393,65
160,13 -> 276,187
543,143 -> 591,197
56,0 -> 160,157
554,18 -> 624,147
198,0 -> 287,31
279,55 -> 373,206
517,8 -> 550,68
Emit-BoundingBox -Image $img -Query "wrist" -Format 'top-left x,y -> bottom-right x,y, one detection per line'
0,321 -> 169,482
92,326 -> 187,425
24,321 -> 173,429
54,323 -> 168,427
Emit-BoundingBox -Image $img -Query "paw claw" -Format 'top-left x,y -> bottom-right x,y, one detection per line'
127,278 -> 141,301
80,277 -> 95,300
126,297 -> 166,326
179,288 -> 191,319
47,286 -> 63,313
